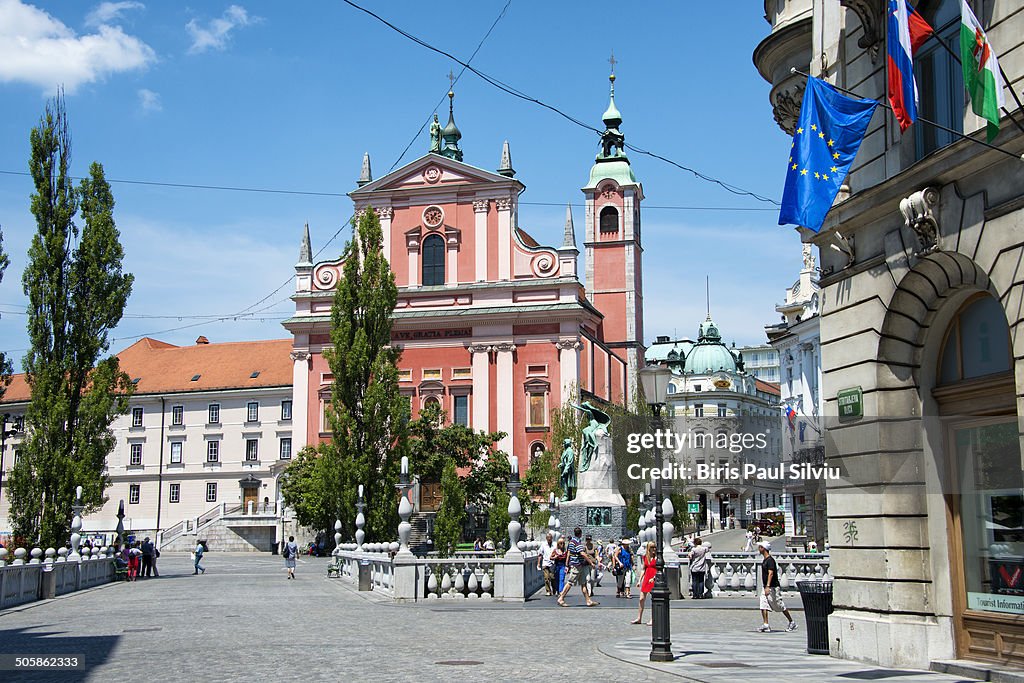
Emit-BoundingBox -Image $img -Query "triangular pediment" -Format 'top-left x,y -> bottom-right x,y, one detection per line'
350,153 -> 522,196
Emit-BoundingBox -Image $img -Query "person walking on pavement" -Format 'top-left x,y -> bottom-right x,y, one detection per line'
689,536 -> 711,599
140,537 -> 155,578
615,538 -> 634,598
631,541 -> 658,624
283,535 -> 299,579
193,540 -> 206,575
551,537 -> 568,594
743,529 -> 754,552
537,532 -> 556,596
557,527 -> 598,607
757,541 -> 797,632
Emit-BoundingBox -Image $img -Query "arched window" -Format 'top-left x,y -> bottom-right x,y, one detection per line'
422,234 -> 445,286
938,295 -> 1011,385
599,206 -> 618,233
530,442 -> 545,465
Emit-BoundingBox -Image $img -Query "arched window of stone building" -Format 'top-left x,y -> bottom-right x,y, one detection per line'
422,234 -> 445,286
599,206 -> 618,233
931,293 -> 1023,663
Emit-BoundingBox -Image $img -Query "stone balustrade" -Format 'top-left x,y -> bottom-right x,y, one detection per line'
0,545 -> 118,609
674,550 -> 831,597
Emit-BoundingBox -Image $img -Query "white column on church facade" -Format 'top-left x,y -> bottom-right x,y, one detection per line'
496,197 -> 512,281
290,350 -> 310,451
406,232 -> 419,288
556,338 -> 581,405
494,342 -> 515,455
446,231 -> 459,286
378,207 -> 393,263
473,199 -> 489,281
470,344 -> 491,433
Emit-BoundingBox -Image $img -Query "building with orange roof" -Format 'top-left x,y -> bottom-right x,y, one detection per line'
0,336 -> 295,552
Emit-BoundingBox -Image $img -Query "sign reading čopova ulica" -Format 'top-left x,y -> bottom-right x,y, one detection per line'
837,386 -> 862,420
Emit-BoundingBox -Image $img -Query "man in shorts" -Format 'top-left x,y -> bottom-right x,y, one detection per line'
757,541 -> 797,632
557,527 -> 598,607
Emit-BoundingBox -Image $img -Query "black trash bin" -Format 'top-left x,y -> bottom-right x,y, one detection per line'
796,579 -> 833,655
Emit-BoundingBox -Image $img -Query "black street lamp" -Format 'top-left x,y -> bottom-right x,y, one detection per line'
638,364 -> 673,663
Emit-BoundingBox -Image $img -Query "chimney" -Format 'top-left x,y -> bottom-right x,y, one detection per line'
656,335 -> 670,344
195,336 -> 210,345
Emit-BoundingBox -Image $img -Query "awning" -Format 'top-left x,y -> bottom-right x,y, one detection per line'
752,507 -> 784,514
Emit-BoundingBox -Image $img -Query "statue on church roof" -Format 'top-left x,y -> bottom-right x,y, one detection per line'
429,113 -> 442,154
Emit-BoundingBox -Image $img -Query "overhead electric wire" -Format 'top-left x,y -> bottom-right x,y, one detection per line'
338,0 -> 779,206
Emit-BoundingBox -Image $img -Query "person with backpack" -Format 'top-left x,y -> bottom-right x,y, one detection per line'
193,540 -> 206,575
283,535 -> 299,579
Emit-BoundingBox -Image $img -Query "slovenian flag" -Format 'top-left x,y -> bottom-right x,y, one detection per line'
887,0 -> 934,132
785,405 -> 796,430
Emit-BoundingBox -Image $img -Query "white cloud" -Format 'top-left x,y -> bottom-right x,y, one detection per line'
85,1 -> 144,28
137,87 -> 160,112
0,0 -> 155,94
186,5 -> 257,54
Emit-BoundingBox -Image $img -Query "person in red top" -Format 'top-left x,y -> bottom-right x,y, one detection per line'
631,541 -> 658,625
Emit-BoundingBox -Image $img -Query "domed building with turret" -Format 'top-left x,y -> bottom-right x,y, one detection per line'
645,314 -> 782,531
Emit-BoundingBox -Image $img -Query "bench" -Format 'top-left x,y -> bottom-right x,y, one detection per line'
326,558 -> 341,578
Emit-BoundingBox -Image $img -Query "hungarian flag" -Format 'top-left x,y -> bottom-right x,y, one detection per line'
961,0 -> 1005,141
887,0 -> 934,132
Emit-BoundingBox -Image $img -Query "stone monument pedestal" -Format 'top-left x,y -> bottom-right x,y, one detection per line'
560,432 -> 629,541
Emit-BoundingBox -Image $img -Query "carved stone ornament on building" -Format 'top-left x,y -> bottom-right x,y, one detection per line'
495,197 -> 513,211
467,344 -> 492,354
377,206 -> 394,221
899,187 -> 940,253
422,205 -> 444,230
555,338 -> 582,351
840,0 -> 883,62
492,342 -> 516,353
472,199 -> 490,213
423,165 -> 442,184
772,82 -> 805,135
289,350 -> 311,363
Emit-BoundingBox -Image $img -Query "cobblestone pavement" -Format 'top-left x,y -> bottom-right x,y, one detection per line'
0,553 -> 980,682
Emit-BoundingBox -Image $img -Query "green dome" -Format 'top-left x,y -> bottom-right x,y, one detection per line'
686,343 -> 738,374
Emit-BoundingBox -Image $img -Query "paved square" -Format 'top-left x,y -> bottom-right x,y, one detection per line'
0,554 -> 981,682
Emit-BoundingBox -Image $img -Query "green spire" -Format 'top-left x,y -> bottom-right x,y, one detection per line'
440,89 -> 463,162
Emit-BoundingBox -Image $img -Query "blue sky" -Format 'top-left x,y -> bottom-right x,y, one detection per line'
0,1 -> 800,367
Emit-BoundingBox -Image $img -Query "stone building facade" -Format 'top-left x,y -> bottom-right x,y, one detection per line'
756,0 -> 1024,669
0,337 -> 294,552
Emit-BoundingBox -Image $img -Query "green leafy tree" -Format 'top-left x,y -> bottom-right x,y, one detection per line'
521,444 -> 560,531
280,445 -> 343,540
10,95 -> 134,547
487,490 -> 511,550
321,207 -> 409,542
433,458 -> 465,557
408,402 -> 503,482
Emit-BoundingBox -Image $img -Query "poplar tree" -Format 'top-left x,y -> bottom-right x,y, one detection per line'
0,229 -> 11,398
322,207 -> 408,541
433,458 -> 465,557
10,95 -> 134,547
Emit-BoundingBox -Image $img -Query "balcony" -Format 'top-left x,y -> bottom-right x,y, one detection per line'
753,0 -> 813,134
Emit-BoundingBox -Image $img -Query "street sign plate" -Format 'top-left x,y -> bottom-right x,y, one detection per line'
837,386 -> 862,420
687,502 -> 700,514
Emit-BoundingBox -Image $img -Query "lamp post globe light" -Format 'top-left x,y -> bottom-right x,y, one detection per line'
638,364 -> 673,662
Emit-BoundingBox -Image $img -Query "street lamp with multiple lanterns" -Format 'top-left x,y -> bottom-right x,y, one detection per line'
638,364 -> 673,663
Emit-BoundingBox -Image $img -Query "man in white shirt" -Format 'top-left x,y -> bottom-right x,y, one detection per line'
537,532 -> 556,595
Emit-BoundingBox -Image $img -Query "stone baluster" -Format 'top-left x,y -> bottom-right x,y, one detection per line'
467,566 -> 479,599
12,547 -> 26,565
355,484 -> 366,550
744,564 -> 756,591
44,548 -> 55,565
441,569 -> 453,598
397,457 -> 413,556
56,547 -> 68,563
453,567 -> 465,598
480,568 -> 492,598
506,458 -> 522,557
427,569 -> 439,599
69,485 -> 84,562
29,547 -> 42,565
0,547 -> 7,566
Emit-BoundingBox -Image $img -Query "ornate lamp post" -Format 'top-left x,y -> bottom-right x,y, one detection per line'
639,364 -> 673,663
69,486 -> 85,562
397,457 -> 413,555
115,500 -> 125,548
355,484 -> 366,550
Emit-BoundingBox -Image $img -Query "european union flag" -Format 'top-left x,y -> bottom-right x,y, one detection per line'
779,77 -> 879,232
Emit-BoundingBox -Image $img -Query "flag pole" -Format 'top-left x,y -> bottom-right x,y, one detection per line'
923,31 -> 1024,135
791,68 -> 1024,162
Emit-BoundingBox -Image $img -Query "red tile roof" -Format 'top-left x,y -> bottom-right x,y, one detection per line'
1,337 -> 293,404
755,379 -> 781,396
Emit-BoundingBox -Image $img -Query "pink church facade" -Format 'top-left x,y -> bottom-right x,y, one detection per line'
283,80 -> 644,473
